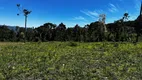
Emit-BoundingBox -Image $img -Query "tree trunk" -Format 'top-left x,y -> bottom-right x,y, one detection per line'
24,16 -> 27,43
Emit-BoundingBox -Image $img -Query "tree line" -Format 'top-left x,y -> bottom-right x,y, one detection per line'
0,13 -> 142,42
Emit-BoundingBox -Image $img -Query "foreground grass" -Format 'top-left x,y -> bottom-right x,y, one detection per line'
0,42 -> 23,46
0,42 -> 142,80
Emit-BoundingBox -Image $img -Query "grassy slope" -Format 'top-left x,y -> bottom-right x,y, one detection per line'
0,42 -> 142,80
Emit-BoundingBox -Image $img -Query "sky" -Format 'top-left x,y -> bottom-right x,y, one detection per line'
0,0 -> 142,27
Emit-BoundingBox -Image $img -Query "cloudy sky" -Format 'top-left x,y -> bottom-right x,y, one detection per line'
0,0 -> 141,27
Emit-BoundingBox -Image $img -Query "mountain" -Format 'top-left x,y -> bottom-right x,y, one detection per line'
0,25 -> 16,31
7,26 -> 16,31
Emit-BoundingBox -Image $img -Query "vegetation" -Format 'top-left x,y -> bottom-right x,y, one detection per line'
0,42 -> 142,79
0,13 -> 142,43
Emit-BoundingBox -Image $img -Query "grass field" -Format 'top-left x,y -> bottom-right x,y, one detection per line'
0,42 -> 142,80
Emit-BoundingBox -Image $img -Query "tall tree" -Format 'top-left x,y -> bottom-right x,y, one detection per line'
123,13 -> 129,22
98,14 -> 107,41
55,23 -> 66,41
17,4 -> 32,43
73,24 -> 82,41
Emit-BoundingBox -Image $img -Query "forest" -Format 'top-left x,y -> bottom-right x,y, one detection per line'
0,13 -> 142,43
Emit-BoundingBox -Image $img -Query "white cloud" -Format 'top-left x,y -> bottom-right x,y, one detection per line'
80,10 -> 104,19
73,16 -> 86,21
127,0 -> 141,21
80,10 -> 96,19
80,9 -> 107,23
88,11 -> 99,17
108,3 -> 119,13
134,0 -> 141,11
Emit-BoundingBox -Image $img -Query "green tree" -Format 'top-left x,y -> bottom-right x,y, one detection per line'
73,24 -> 82,41
55,23 -> 66,41
0,25 -> 16,41
123,13 -> 129,22
34,23 -> 56,41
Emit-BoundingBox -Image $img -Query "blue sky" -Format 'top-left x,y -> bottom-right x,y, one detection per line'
0,0 -> 141,27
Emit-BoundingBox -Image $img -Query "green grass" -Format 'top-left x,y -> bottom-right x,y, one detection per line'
0,42 -> 142,80
0,42 -> 23,46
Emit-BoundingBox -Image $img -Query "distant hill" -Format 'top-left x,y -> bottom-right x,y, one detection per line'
7,26 -> 16,31
0,25 -> 17,31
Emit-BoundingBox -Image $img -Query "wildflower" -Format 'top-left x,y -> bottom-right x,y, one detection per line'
12,66 -> 15,69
